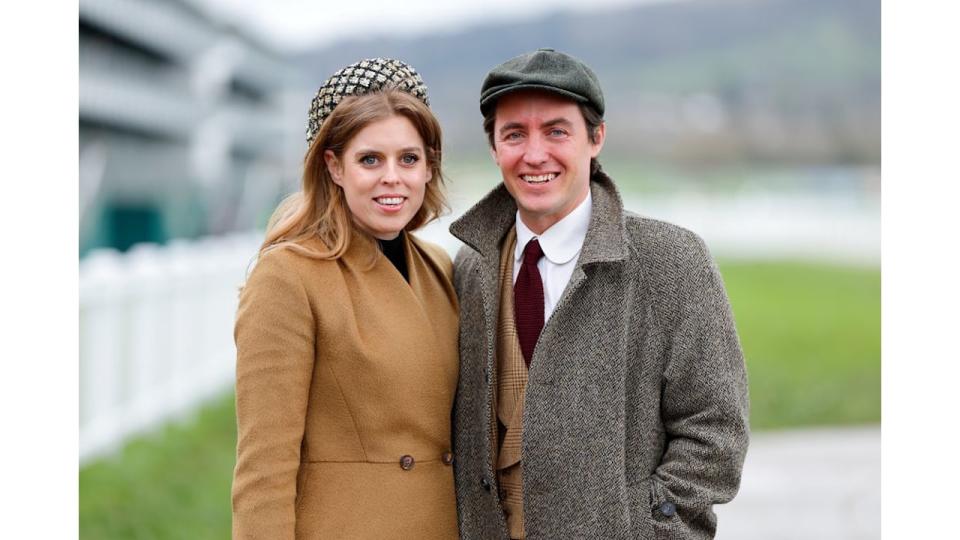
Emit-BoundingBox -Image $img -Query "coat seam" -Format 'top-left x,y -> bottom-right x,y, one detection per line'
324,362 -> 370,461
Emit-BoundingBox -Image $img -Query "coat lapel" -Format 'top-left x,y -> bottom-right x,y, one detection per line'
450,171 -> 630,270
450,171 -> 635,469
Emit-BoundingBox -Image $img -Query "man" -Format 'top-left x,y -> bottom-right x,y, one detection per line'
449,48 -> 749,539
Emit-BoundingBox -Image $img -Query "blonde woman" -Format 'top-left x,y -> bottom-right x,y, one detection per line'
232,58 -> 458,539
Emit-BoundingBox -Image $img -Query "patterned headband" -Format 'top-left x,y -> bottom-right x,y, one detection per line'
305,57 -> 430,146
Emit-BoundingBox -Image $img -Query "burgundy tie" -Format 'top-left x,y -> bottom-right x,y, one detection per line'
515,238 -> 545,367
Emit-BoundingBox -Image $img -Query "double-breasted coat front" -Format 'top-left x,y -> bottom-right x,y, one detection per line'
232,231 -> 460,539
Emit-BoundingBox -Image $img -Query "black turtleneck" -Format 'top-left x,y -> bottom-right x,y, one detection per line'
377,232 -> 409,282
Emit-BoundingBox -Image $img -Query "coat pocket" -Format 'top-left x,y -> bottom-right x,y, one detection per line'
630,476 -> 687,540
647,513 -> 683,540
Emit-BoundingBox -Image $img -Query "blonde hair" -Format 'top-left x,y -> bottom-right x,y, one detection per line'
260,90 -> 448,260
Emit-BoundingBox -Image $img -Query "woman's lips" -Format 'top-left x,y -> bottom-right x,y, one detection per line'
374,195 -> 406,212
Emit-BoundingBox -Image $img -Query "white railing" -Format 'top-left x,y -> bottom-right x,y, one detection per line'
77,223 -> 460,467
78,192 -> 878,465
79,232 -> 263,465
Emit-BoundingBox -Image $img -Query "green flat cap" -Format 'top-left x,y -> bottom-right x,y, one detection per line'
480,48 -> 604,117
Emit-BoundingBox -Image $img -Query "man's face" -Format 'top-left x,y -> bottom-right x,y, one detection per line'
491,90 -> 605,234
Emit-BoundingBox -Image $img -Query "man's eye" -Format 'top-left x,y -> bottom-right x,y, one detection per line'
360,155 -> 379,166
504,132 -> 523,141
549,128 -> 567,137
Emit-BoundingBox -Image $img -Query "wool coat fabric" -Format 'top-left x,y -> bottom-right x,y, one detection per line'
449,171 -> 750,540
232,231 -> 460,540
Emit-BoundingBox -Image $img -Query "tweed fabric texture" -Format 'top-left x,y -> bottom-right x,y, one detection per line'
495,229 -> 527,539
449,171 -> 749,539
306,57 -> 429,145
480,48 -> 604,116
514,238 -> 545,366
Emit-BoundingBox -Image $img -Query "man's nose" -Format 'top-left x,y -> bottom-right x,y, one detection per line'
522,135 -> 548,165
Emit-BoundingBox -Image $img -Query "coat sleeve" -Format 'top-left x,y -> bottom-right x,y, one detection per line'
232,249 -> 316,539
652,232 -> 750,537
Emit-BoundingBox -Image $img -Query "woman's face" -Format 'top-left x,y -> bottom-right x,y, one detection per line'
325,115 -> 432,240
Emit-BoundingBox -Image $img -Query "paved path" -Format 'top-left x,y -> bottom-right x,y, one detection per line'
715,426 -> 879,540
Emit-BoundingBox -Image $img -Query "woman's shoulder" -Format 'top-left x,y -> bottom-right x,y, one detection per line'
408,233 -> 453,264
247,238 -> 342,287
407,233 -> 454,279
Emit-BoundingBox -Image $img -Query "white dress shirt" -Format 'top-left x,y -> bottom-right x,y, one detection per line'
513,191 -> 592,323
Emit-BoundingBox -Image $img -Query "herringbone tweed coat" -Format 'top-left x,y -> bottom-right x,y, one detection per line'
449,171 -> 749,539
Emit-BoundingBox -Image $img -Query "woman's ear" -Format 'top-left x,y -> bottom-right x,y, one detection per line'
324,150 -> 343,186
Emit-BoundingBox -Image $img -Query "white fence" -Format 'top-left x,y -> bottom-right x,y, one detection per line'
79,232 -> 262,465
78,191 -> 878,465
77,224 -> 458,466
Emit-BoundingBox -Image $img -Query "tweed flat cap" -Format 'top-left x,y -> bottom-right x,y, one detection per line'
306,57 -> 430,145
480,48 -> 604,117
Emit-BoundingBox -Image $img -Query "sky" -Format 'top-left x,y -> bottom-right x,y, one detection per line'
194,0 -> 675,51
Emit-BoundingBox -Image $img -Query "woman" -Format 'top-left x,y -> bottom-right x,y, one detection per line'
231,58 -> 459,539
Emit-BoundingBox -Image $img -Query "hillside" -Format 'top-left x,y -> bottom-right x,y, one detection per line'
295,0 -> 879,166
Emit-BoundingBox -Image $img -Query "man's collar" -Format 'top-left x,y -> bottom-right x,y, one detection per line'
514,190 -> 592,265
450,168 -> 629,266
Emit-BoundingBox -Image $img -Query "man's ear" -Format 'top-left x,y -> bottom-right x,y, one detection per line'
489,145 -> 500,167
324,150 -> 343,186
590,122 -> 607,158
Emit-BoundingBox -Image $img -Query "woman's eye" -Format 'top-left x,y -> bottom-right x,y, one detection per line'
360,155 -> 379,166
401,153 -> 420,165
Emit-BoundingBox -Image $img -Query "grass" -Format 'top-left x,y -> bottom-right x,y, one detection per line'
719,259 -> 880,430
79,393 -> 237,540
79,259 -> 880,538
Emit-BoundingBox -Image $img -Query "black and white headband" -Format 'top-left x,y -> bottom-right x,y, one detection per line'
306,57 -> 430,146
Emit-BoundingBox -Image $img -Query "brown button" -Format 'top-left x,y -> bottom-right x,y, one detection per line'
441,452 -> 454,465
399,455 -> 415,470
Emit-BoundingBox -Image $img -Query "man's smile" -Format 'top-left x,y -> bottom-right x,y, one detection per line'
520,173 -> 557,184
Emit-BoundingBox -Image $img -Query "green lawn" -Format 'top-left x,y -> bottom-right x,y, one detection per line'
79,394 -> 237,540
79,259 -> 880,538
720,259 -> 880,429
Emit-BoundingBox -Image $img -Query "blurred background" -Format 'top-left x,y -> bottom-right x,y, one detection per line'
78,0 -> 879,538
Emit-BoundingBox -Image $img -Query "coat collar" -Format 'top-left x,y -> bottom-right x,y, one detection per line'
450,168 -> 629,266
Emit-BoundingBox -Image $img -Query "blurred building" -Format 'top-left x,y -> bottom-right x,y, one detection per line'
79,0 -> 308,256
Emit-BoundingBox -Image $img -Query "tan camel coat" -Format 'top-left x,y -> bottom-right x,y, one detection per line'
232,231 -> 460,539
